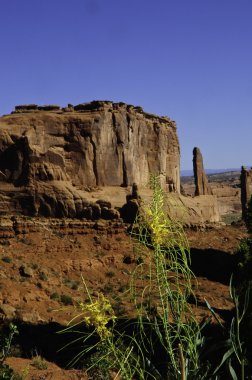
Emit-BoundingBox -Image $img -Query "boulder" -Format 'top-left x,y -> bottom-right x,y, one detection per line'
0,304 -> 16,320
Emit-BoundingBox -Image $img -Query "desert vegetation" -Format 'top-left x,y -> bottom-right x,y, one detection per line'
0,171 -> 251,379
53,177 -> 251,379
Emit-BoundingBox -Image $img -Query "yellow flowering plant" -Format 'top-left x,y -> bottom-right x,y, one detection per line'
60,176 -> 201,379
59,276 -> 145,379
78,292 -> 116,340
130,176 -> 201,378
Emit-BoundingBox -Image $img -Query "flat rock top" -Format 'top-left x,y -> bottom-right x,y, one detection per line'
1,100 -> 175,128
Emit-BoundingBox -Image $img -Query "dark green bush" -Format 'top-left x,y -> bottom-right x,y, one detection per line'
1,256 -> 12,264
0,324 -> 19,379
50,292 -> 60,301
60,294 -> 73,306
235,238 -> 252,283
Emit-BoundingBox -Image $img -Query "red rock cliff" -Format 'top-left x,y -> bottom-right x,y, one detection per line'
0,101 -> 180,217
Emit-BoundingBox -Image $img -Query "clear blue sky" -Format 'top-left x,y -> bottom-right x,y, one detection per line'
0,0 -> 251,170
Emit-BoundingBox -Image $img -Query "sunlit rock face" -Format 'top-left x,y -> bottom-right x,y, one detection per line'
193,147 -> 213,196
241,165 -> 252,219
0,101 -> 180,217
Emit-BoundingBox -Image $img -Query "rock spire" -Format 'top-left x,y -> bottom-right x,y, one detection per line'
193,147 -> 212,196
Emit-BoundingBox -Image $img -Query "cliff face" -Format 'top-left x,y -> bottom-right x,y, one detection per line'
0,101 -> 180,217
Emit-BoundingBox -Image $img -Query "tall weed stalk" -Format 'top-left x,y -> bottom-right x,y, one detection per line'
59,276 -> 146,379
61,176 -> 201,379
130,176 -> 200,379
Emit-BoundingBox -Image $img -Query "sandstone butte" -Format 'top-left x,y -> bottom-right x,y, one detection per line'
0,101 -> 219,225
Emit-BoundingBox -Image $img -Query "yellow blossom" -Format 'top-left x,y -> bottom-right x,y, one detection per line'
78,293 -> 116,340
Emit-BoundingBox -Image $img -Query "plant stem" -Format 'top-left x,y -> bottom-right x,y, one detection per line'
241,359 -> 245,380
179,344 -> 186,380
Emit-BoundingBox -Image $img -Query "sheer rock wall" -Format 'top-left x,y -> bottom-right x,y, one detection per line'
0,101 -> 180,217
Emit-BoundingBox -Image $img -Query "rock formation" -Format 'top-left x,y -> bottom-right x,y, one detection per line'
0,101 -> 180,218
120,183 -> 142,223
240,166 -> 252,219
193,147 -> 212,196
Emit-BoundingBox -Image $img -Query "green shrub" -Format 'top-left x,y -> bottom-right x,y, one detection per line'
50,292 -> 60,301
0,323 -> 19,379
63,277 -> 80,290
0,363 -> 15,379
235,238 -> 252,284
105,271 -> 115,278
1,256 -> 12,264
245,195 -> 252,232
103,284 -> 113,293
60,294 -> 73,306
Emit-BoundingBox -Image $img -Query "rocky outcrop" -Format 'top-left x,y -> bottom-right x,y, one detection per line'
193,147 -> 212,196
212,184 -> 240,216
0,216 -> 125,240
14,104 -> 61,112
120,183 -> 142,223
0,101 -> 180,218
241,166 -> 252,219
0,101 -> 221,224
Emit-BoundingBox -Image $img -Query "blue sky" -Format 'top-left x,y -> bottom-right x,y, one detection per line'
0,0 -> 251,170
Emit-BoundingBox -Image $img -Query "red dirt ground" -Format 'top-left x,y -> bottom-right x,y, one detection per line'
1,221 -> 247,379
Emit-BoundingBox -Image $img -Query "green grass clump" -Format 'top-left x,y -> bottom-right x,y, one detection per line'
31,355 -> 48,370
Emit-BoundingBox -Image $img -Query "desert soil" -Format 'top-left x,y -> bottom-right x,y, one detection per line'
1,219 -> 247,379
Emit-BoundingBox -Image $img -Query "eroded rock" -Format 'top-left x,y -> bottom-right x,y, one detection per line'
0,101 -> 180,218
241,166 -> 252,219
193,147 -> 213,196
